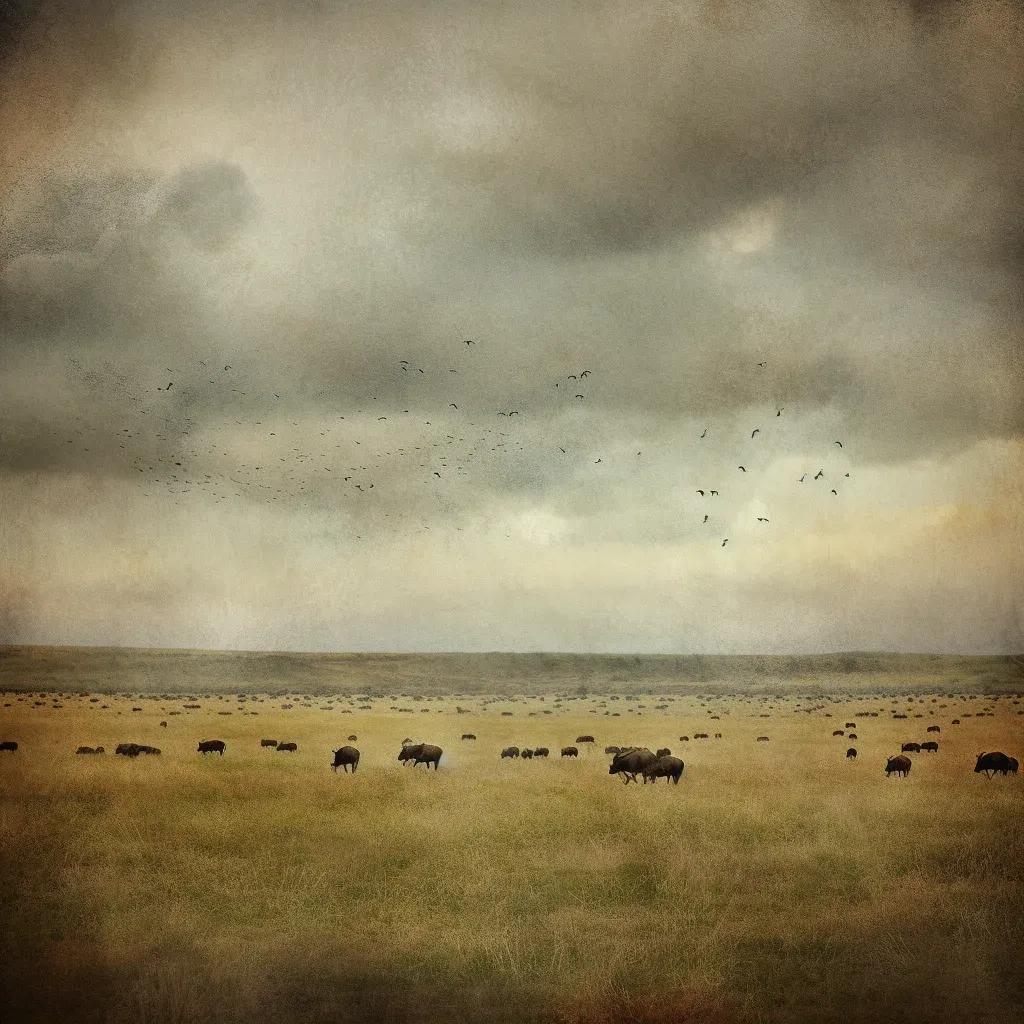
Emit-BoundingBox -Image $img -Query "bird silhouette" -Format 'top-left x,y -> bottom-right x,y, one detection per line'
700,429 -> 707,439
450,404 -> 458,409
575,395 -> 584,399
709,490 -> 718,496
568,375 -> 576,380
697,489 -> 705,496
751,429 -> 759,438
580,370 -> 592,377
738,466 -> 746,472
703,515 -> 709,523
433,472 -> 441,477
464,340 -> 475,345
831,489 -> 837,495
558,447 -> 566,453
757,517 -> 769,523
509,411 -> 519,416
799,474 -> 807,482
814,470 -> 823,480
224,366 -> 231,370
378,417 -> 387,421
835,441 -> 843,448
595,458 -> 602,463
776,408 -> 783,416
722,539 -> 729,546
756,361 -> 766,367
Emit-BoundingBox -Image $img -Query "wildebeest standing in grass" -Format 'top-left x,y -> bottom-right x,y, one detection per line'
261,739 -> 278,748
331,746 -> 360,773
501,746 -> 520,759
561,746 -> 578,757
832,730 -> 845,736
927,725 -> 940,733
0,741 -> 17,752
1006,757 -> 1019,775
115,743 -> 142,757
576,735 -> 595,743
534,747 -> 549,757
920,741 -> 939,753
756,736 -> 769,742
902,742 -> 921,753
644,755 -> 684,784
348,735 -> 358,741
461,733 -> 476,740
137,745 -> 161,755
846,748 -> 857,759
885,755 -> 912,777
160,721 -> 167,728
605,745 -> 620,754
198,740 -> 226,756
521,748 -> 534,759
974,752 -> 1011,777
608,748 -> 658,784
656,747 -> 671,757
76,746 -> 99,754
399,743 -> 443,770
277,742 -> 297,752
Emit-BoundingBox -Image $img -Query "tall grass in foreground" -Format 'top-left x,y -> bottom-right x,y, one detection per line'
1,694 -> 1022,1023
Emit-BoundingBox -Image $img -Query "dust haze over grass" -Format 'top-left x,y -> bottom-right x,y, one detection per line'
1,658 -> 1023,1023
1,647 -> 1023,696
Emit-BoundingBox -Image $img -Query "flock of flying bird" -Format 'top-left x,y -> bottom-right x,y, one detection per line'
52,342 -> 853,547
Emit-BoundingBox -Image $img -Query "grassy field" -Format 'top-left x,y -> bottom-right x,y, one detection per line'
1,658 -> 1023,1023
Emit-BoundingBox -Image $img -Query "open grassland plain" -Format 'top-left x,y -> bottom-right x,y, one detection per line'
1,653 -> 1023,1024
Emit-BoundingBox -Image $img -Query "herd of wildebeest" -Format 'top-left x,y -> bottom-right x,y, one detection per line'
0,717 -> 1019,783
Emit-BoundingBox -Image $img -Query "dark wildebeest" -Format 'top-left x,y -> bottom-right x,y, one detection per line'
461,734 -> 476,740
608,747 -> 658,784
927,725 -> 940,733
656,747 -> 672,757
920,741 -> 939,753
848,733 -> 857,739
160,721 -> 167,728
501,746 -> 520,759
902,742 -> 921,753
885,754 -> 912,777
561,746 -> 578,757
679,736 -> 689,742
534,747 -> 549,757
348,734 -> 358,741
331,746 -> 360,773
974,752 -> 1011,778
845,722 -> 856,729
521,748 -> 534,759
260,739 -> 278,747
756,736 -> 769,742
277,742 -> 297,752
137,745 -> 161,755
951,719 -> 960,724
0,741 -> 18,752
832,730 -> 844,736
76,746 -> 99,754
1006,757 -> 1019,775
605,746 -> 620,754
197,740 -> 226,756
714,733 -> 722,739
399,743 -> 442,769
576,735 -> 595,743
644,755 -> 684,784
115,743 -> 142,757
694,733 -> 709,739
846,748 -> 857,759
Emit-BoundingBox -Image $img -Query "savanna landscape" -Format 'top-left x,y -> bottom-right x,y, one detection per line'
2,650 -> 1022,1024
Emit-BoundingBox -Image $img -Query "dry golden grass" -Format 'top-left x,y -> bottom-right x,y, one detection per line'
1,679 -> 1023,1023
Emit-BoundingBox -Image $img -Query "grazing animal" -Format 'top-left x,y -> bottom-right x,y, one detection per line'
521,748 -> 534,759
756,736 -> 769,742
656,747 -> 672,757
927,725 -> 940,733
0,741 -> 18,752
714,733 -> 722,739
160,721 -> 167,728
679,736 -> 689,742
399,742 -> 442,769
115,743 -> 142,757
576,735 -> 595,743
694,733 -> 709,739
848,733 -> 857,739
137,745 -> 160,755
501,746 -> 520,759
461,734 -> 477,740
644,755 -> 684,784
608,748 -> 658,784
885,755 -> 912,777
845,722 -> 856,728
277,742 -> 297,752
331,746 -> 360,773
902,742 -> 921,752
952,719 -> 960,724
846,748 -> 857,759
1005,757 -> 1019,775
260,739 -> 278,747
348,734 -> 358,741
920,741 -> 938,752
561,746 -> 578,757
76,746 -> 98,754
833,730 -> 845,736
974,752 -> 1011,778
534,747 -> 550,757
197,740 -> 226,756
605,745 -> 621,754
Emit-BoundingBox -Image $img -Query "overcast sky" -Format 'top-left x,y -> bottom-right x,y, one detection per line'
1,0 -> 1021,652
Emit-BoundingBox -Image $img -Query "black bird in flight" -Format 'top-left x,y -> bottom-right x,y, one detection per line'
697,489 -> 705,496
580,370 -> 591,377
450,404 -> 458,409
799,474 -> 806,482
509,411 -> 519,416
831,489 -> 837,495
703,515 -> 709,523
722,539 -> 729,547
568,375 -> 577,380
594,458 -> 602,463
814,470 -> 824,480
434,472 -> 441,477
700,429 -> 707,438
464,340 -> 475,345
776,408 -> 783,416
224,366 -> 231,370
709,490 -> 718,496
575,394 -> 584,399
378,416 -> 387,421
845,472 -> 850,477
756,361 -> 766,367
738,466 -> 746,472
757,517 -> 769,523
835,441 -> 843,448
558,447 -> 566,453
751,429 -> 759,438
